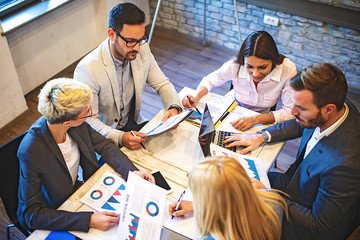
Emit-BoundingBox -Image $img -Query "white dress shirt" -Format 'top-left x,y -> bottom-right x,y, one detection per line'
198,58 -> 297,123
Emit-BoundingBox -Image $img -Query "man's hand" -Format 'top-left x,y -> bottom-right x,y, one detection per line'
133,170 -> 155,184
122,131 -> 147,150
169,200 -> 193,219
231,116 -> 258,131
161,108 -> 180,124
89,212 -> 120,231
224,133 -> 265,154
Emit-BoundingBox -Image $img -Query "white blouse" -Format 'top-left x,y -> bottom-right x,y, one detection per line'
57,133 -> 80,185
198,57 -> 297,123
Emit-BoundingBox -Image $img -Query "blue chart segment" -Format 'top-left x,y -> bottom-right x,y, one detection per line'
90,190 -> 103,200
127,213 -> 139,240
102,202 -> 116,211
101,183 -> 126,211
243,158 -> 260,181
146,201 -> 159,217
103,176 -> 115,186
119,184 -> 126,191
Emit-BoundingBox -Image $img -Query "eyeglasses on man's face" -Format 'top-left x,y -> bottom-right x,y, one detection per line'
112,28 -> 148,48
73,106 -> 96,120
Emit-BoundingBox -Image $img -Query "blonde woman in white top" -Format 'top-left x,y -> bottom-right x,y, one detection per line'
183,31 -> 297,131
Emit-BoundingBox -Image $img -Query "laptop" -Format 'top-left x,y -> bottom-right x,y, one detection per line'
198,103 -> 237,157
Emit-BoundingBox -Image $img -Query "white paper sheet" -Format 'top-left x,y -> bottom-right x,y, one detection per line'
162,187 -> 201,240
80,171 -> 126,213
144,110 -> 193,136
209,143 -> 271,188
117,172 -> 167,240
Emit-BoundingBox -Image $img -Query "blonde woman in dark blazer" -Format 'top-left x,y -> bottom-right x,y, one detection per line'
17,78 -> 154,232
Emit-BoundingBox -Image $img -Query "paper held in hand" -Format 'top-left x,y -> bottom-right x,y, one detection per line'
117,171 -> 167,240
144,110 -> 194,137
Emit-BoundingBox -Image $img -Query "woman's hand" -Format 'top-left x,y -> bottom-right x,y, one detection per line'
169,200 -> 194,219
133,170 -> 155,184
250,178 -> 266,189
89,212 -> 120,231
182,95 -> 197,108
231,116 -> 258,131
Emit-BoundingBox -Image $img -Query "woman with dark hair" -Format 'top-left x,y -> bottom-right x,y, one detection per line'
183,31 -> 297,131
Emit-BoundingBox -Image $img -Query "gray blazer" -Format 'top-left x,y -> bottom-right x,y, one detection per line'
17,117 -> 138,232
266,100 -> 360,240
74,39 -> 181,146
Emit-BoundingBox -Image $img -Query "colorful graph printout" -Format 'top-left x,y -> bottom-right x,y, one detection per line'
80,171 -> 126,213
210,143 -> 270,188
127,213 -> 139,240
117,172 -> 167,240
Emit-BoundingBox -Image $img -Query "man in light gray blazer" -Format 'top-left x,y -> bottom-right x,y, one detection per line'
74,3 -> 181,149
224,63 -> 360,239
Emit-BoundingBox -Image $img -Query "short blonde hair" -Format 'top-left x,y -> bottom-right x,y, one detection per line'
189,156 -> 287,240
38,78 -> 92,124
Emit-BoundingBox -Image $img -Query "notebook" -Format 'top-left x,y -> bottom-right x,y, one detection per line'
198,103 -> 237,157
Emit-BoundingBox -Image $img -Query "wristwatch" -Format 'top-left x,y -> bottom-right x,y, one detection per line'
256,130 -> 270,143
168,104 -> 182,113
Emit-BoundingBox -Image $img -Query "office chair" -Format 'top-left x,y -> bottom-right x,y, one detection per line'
0,131 -> 31,239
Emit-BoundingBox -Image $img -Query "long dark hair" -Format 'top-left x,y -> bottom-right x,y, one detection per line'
236,31 -> 284,70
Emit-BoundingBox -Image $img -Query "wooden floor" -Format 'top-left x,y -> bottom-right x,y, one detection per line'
1,29 -> 360,239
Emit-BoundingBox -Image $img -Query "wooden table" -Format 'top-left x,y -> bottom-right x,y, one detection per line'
28,88 -> 284,239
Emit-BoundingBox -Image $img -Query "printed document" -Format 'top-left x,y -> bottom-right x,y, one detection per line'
210,143 -> 271,188
117,171 -> 167,240
162,187 -> 201,240
80,171 -> 126,213
144,110 -> 193,137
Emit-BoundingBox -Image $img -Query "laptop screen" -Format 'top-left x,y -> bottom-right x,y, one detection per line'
198,104 -> 215,156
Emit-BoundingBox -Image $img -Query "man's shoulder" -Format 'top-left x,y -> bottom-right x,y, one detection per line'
77,39 -> 109,68
134,43 -> 152,62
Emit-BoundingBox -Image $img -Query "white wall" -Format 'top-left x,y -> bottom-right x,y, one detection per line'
0,0 -> 151,129
6,0 -> 109,95
0,21 -> 28,128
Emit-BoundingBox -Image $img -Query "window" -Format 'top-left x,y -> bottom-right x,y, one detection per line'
0,0 -> 38,18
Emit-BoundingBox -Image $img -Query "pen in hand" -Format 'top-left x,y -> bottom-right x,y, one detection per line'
130,130 -> 146,150
172,190 -> 186,219
186,95 -> 201,115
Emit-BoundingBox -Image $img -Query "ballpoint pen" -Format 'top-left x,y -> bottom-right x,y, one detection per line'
172,190 -> 186,219
186,95 -> 201,115
130,130 -> 146,150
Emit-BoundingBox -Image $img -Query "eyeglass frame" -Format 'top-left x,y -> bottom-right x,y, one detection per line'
73,106 -> 97,120
111,28 -> 148,48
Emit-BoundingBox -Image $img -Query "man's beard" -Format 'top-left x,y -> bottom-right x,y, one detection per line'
296,111 -> 326,129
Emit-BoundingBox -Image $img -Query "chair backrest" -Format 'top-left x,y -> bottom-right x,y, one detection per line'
0,131 -> 29,236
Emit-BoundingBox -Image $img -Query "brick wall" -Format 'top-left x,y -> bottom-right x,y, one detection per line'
150,0 -> 360,92
309,0 -> 360,12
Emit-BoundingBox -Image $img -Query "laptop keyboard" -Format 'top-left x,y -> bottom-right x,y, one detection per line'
217,131 -> 236,153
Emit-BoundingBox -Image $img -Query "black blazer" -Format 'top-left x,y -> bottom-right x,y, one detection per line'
17,117 -> 137,232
